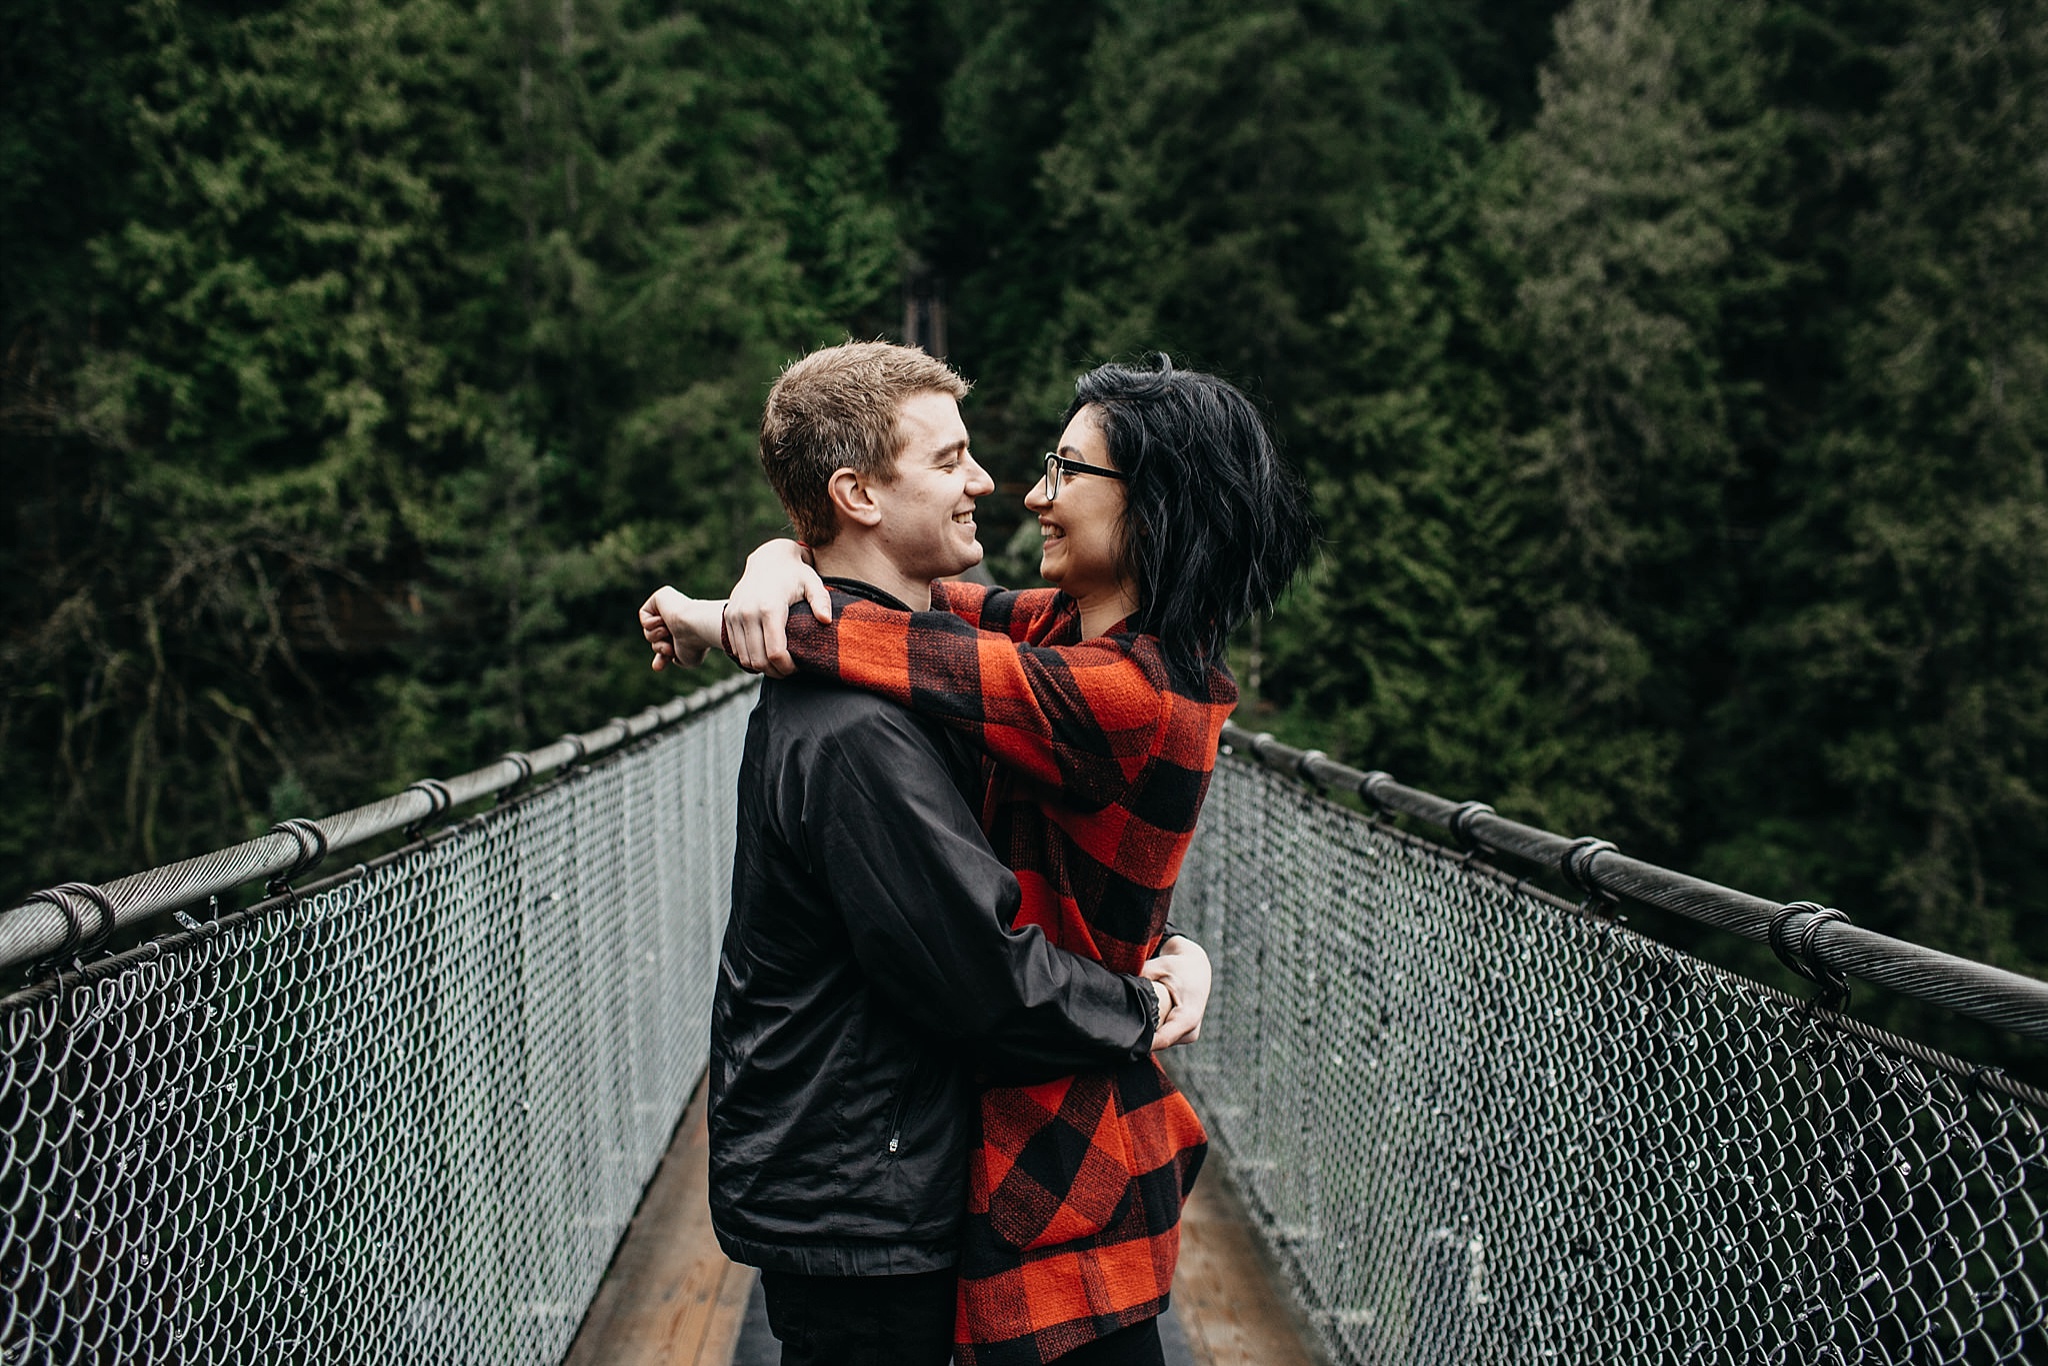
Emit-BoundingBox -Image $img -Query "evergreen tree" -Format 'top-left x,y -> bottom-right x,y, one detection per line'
387,0 -> 900,776
0,0 -> 901,903
6,0 -> 2046,1033
923,0 -> 1101,434
3,0 -> 475,882
1030,0 -> 1414,417
1263,187 -> 1536,815
1727,1 -> 2048,972
1477,0 -> 1788,844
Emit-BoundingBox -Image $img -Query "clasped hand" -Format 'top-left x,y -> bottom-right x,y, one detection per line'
638,539 -> 831,678
1144,936 -> 1211,1050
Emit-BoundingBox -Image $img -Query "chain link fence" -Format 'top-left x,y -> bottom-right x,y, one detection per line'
0,681 -> 754,1366
8,680 -> 2046,1365
1171,751 -> 2048,1366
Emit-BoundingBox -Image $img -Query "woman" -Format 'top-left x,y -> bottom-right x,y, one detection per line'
653,355 -> 1311,1365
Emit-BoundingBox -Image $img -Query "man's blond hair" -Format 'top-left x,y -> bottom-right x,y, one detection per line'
758,342 -> 971,546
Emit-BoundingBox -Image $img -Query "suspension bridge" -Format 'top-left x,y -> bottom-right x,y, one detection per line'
2,676 -> 2043,1363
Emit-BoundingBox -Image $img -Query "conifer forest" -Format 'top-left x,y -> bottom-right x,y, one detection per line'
4,0 -> 2045,1063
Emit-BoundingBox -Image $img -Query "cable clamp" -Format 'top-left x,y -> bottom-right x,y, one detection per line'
21,881 -> 117,979
1768,900 -> 1852,1009
61,883 -> 116,958
1293,750 -> 1328,791
557,733 -> 589,766
266,818 -> 330,898
404,778 -> 455,839
1447,801 -> 1496,852
495,752 -> 535,805
1356,770 -> 1395,819
1560,837 -> 1619,913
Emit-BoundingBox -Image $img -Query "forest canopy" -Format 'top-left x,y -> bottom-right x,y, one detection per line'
4,0 -> 2045,1042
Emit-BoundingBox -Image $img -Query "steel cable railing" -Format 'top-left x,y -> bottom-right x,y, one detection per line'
1239,730 -> 2048,1044
0,677 -> 757,1365
1174,726 -> 2047,1365
3,687 -> 2044,1364
0,676 -> 758,975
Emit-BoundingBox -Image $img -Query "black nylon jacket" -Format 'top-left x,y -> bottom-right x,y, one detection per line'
708,585 -> 1159,1277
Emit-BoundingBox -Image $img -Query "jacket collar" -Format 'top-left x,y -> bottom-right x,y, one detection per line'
822,577 -> 915,612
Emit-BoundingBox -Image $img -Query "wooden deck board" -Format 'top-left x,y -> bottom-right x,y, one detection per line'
568,1075 -> 1321,1366
1172,1164 -> 1322,1366
563,1078 -> 755,1366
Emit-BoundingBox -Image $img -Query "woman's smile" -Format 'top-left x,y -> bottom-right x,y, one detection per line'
1025,405 -> 1136,633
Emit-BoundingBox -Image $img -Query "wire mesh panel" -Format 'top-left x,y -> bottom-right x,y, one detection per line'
1171,753 -> 2048,1366
0,684 -> 754,1366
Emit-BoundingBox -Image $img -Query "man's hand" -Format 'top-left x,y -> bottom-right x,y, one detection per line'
723,539 -> 833,677
1144,935 -> 1212,1049
638,586 -> 719,671
1149,979 -> 1175,1040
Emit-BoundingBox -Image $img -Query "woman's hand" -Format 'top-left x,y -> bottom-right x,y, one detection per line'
723,539 -> 833,677
1143,935 -> 1212,1049
639,586 -> 723,671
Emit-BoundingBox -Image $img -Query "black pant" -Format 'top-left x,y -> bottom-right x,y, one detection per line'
758,1267 -> 957,1366
758,1269 -> 1162,1366
1052,1316 -> 1165,1366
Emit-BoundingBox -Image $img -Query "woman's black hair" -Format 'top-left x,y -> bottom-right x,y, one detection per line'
1065,353 -> 1314,684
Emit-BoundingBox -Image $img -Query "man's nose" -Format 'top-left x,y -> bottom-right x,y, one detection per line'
966,455 -> 995,497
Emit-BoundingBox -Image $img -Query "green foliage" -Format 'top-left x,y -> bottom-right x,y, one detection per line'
4,0 -> 2046,1058
391,0 -> 900,777
6,0 -> 475,880
1,0 -> 896,896
907,0 -> 2048,1038
1714,1 -> 2048,968
1476,0 -> 1786,844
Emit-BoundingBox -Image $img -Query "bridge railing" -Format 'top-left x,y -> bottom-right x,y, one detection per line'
1171,725 -> 2047,1366
0,677 -> 757,1365
4,684 -> 2045,1364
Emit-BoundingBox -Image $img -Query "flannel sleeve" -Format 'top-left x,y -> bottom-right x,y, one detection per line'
784,593 -> 1170,805
804,708 -> 1157,1071
931,580 -> 1060,642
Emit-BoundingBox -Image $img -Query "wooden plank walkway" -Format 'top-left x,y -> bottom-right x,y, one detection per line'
567,1075 -> 1320,1366
1172,1163 -> 1322,1366
562,1081 -> 755,1366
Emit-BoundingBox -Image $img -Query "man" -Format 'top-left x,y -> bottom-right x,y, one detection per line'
639,343 -> 1207,1365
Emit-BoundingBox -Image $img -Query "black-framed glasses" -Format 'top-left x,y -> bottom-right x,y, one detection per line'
1041,452 -> 1128,501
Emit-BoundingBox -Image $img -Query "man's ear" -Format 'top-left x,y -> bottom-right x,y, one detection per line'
826,467 -> 884,529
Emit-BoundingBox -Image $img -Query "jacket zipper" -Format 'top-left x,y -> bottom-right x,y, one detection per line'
886,1061 -> 922,1157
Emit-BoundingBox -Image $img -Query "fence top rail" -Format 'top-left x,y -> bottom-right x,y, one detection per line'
1223,721 -> 2048,1045
0,674 -> 757,976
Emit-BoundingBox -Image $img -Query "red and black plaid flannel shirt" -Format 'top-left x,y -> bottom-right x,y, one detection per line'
779,580 -> 1230,1364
